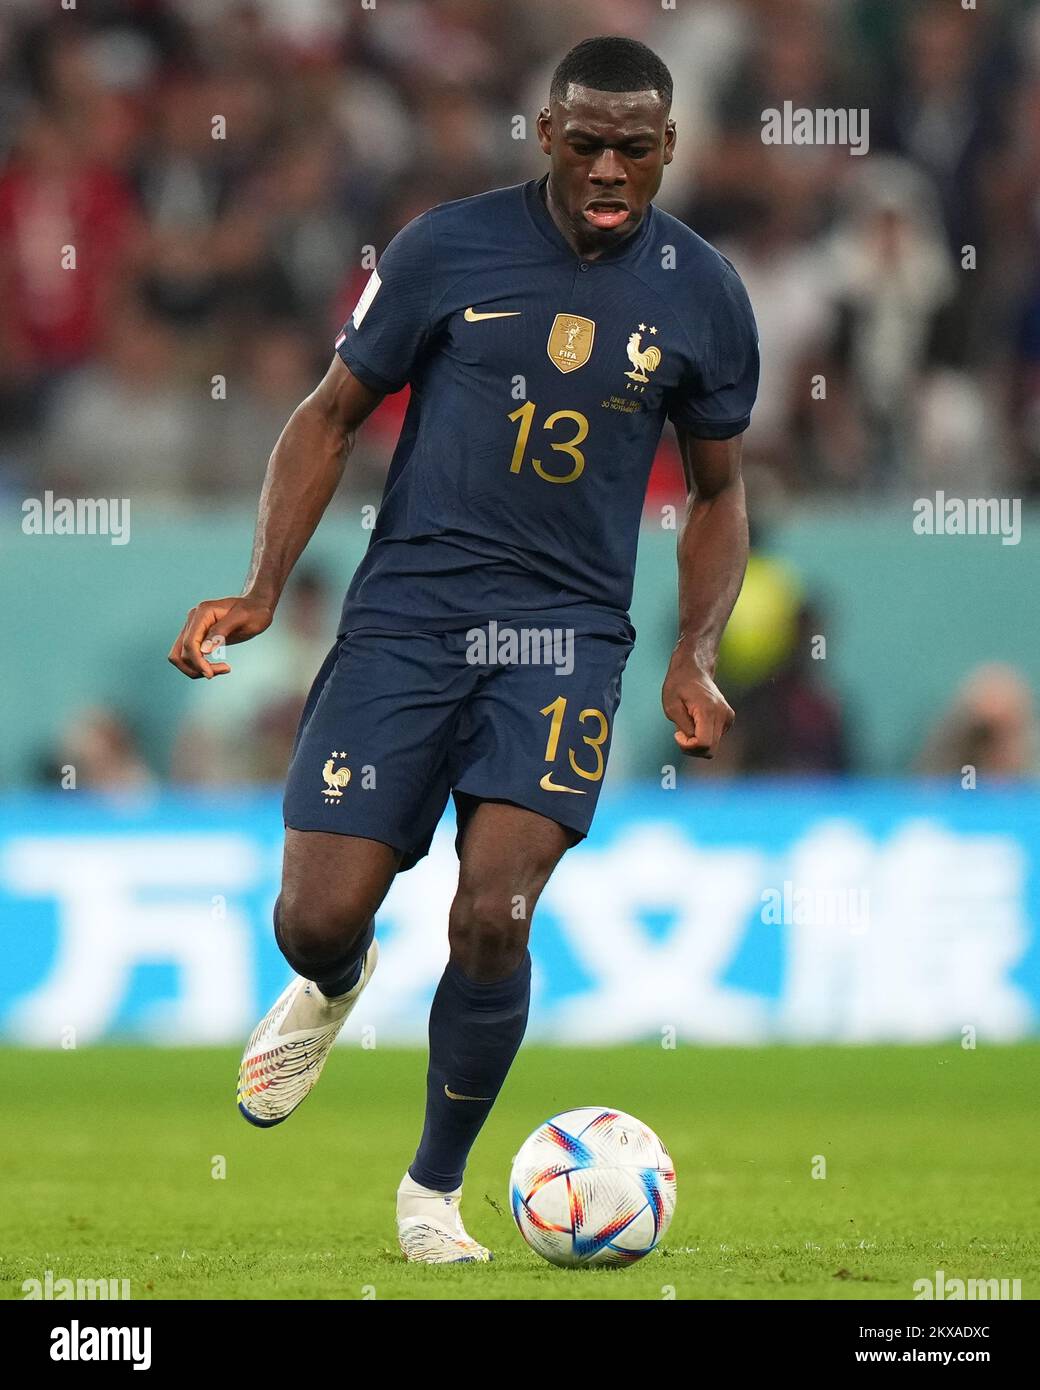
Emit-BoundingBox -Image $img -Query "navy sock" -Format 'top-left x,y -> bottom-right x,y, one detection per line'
273,912 -> 374,999
409,953 -> 532,1192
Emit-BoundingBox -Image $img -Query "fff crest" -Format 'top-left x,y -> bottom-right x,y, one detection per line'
322,751 -> 351,804
547,313 -> 595,373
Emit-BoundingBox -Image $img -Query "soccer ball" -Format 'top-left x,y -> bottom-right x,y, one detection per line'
509,1107 -> 677,1268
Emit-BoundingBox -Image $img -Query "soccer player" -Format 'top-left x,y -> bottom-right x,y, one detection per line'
168,35 -> 758,1263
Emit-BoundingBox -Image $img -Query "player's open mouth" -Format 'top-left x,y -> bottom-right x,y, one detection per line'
583,201 -> 630,230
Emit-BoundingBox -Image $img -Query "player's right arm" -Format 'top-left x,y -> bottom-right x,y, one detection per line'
167,356 -> 383,679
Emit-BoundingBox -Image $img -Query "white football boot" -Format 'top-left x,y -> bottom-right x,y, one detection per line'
397,1172 -> 493,1263
237,941 -> 378,1128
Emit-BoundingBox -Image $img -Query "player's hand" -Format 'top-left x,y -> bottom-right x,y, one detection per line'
661,646 -> 734,759
167,596 -> 274,679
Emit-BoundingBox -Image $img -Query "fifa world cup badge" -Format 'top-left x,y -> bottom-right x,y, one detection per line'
547,313 -> 595,373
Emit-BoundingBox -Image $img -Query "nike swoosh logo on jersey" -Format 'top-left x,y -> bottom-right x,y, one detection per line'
539,772 -> 587,795
464,307 -> 522,321
444,1084 -> 493,1101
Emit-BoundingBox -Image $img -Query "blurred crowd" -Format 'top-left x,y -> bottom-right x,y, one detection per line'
4,0 -> 1039,787
4,0 -> 1040,502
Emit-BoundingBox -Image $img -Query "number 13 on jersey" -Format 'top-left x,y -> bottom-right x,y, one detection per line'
508,402 -> 589,484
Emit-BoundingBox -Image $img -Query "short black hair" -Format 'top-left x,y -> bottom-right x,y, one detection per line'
550,35 -> 673,108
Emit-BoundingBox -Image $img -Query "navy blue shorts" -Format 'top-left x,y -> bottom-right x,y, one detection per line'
283,626 -> 632,870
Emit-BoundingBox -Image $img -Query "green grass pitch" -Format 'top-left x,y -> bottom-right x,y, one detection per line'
1,1043 -> 1037,1300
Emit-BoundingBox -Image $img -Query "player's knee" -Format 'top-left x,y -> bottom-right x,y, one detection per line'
274,890 -> 370,970
448,889 -> 528,977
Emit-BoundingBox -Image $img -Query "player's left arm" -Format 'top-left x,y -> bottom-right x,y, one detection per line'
660,429 -> 748,759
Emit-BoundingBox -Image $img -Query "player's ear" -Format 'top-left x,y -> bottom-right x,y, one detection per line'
663,119 -> 676,165
536,106 -> 552,153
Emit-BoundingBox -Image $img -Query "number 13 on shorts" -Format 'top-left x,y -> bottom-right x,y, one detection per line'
540,696 -> 609,783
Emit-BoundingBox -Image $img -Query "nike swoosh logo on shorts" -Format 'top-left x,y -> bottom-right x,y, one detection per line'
464,307 -> 521,321
539,771 -> 587,795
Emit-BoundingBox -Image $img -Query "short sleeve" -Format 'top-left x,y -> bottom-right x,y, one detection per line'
668,261 -> 759,439
335,213 -> 435,395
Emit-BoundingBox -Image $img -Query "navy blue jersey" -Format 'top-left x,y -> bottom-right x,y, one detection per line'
335,174 -> 758,637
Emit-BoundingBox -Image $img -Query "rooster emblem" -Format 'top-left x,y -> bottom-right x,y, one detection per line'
624,325 -> 661,383
322,752 -> 352,800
